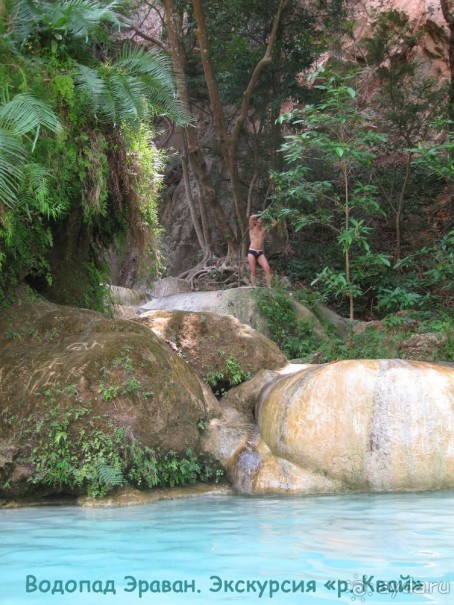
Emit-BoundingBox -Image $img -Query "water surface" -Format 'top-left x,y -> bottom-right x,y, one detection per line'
0,491 -> 453,604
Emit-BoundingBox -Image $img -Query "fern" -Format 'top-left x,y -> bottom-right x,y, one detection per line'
0,134 -> 27,208
9,0 -> 42,43
95,462 -> 125,488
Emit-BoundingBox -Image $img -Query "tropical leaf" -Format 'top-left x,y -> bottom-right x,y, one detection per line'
108,72 -> 148,121
0,94 -> 62,142
114,46 -> 185,122
11,0 -> 123,44
95,462 -> 125,487
16,163 -> 65,220
76,49 -> 184,124
0,130 -> 29,208
49,0 -> 123,41
76,64 -> 107,115
0,95 -> 62,208
9,0 -> 42,43
115,45 -> 175,89
11,3 -> 183,124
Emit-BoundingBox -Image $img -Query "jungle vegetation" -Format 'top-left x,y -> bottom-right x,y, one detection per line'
0,0 -> 452,330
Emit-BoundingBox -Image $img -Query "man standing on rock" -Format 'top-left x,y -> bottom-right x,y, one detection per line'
248,213 -> 277,288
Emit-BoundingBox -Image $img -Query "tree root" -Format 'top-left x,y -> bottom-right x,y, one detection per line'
177,257 -> 250,290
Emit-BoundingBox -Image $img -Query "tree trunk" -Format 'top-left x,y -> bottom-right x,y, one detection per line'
163,0 -> 235,256
181,147 -> 206,252
192,0 -> 246,240
192,0 -> 288,244
440,0 -> 454,116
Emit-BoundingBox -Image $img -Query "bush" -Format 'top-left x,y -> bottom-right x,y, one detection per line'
204,352 -> 251,398
255,283 -> 322,360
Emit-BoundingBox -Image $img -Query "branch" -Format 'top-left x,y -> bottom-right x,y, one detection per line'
230,0 -> 288,153
119,15 -> 168,50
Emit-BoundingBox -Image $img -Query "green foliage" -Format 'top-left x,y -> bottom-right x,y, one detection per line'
0,92 -> 62,212
204,352 -> 251,398
76,45 -> 184,125
376,287 -> 424,313
319,325 -> 404,361
22,387 -> 224,498
121,124 -> 166,281
96,462 -> 126,489
389,229 -> 454,312
198,0 -> 317,109
0,0 -> 179,305
293,287 -> 326,309
11,0 -> 123,49
410,120 -> 454,182
197,417 -> 209,432
317,316 -> 454,363
255,282 -> 322,360
272,68 -> 389,320
154,449 -> 224,488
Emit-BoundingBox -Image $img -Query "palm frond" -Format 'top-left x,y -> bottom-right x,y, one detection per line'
114,46 -> 185,123
0,94 -> 62,140
48,0 -> 123,41
10,0 -> 42,43
76,64 -> 121,123
107,72 -> 148,122
0,130 -> 28,208
115,46 -> 175,90
76,61 -> 182,125
11,0 -> 123,44
0,95 -> 62,208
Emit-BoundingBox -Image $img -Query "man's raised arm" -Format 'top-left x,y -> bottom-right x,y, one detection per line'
249,214 -> 259,229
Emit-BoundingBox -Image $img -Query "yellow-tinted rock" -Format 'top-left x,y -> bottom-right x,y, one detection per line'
256,360 -> 454,492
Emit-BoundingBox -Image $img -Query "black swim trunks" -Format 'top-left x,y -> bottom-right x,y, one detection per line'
248,249 -> 264,259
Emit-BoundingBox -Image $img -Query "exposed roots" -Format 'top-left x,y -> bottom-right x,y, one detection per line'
177,257 -> 250,291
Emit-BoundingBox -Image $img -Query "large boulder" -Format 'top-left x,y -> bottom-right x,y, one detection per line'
204,360 -> 454,495
220,369 -> 280,419
399,332 -> 450,361
0,297 -> 219,496
135,309 -> 287,383
139,286 -> 327,343
254,360 -> 454,493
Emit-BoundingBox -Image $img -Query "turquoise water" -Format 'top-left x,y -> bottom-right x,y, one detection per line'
0,491 -> 453,605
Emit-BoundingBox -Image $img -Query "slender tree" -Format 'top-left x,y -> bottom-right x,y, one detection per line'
163,0 -> 235,261
440,0 -> 454,116
192,0 -> 288,251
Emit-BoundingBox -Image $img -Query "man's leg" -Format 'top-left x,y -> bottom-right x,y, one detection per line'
257,254 -> 272,288
248,253 -> 257,286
